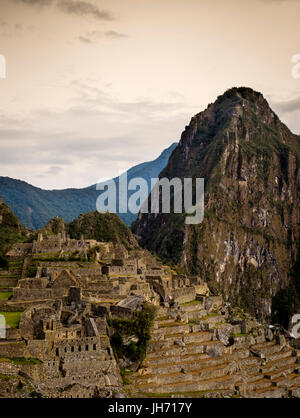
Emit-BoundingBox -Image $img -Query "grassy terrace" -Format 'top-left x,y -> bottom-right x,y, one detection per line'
0,357 -> 42,365
188,313 -> 219,325
0,292 -> 12,300
0,311 -> 22,328
0,275 -> 18,278
180,299 -> 203,307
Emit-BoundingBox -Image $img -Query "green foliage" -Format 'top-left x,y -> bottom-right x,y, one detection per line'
0,311 -> 22,328
68,212 -> 138,251
119,368 -> 133,385
0,199 -> 28,260
0,291 -> 13,300
108,303 -> 156,365
4,357 -> 42,365
135,212 -> 185,266
26,260 -> 38,278
0,253 -> 8,269
110,332 -> 123,359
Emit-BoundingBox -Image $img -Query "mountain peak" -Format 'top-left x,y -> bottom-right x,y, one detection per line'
174,87 -> 298,169
219,86 -> 264,102
134,88 -> 300,319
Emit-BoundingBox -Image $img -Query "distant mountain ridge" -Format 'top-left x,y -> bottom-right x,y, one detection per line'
0,142 -> 178,230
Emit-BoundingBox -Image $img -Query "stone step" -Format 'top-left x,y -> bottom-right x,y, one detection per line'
0,278 -> 18,286
251,341 -> 276,350
183,332 -> 214,344
239,357 -> 260,368
261,352 -> 295,374
250,386 -> 286,398
247,377 -> 273,391
152,323 -> 190,336
187,310 -> 208,321
242,366 -> 262,383
146,340 -> 223,359
251,342 -> 282,357
148,331 -> 213,351
289,387 -> 300,397
135,374 -> 236,394
264,349 -> 293,364
189,314 -> 223,325
264,363 -> 299,381
180,303 -> 204,313
144,352 -> 210,367
156,318 -> 177,326
144,356 -> 229,376
134,362 -> 230,386
151,328 -> 195,341
144,347 -> 250,371
273,373 -> 300,388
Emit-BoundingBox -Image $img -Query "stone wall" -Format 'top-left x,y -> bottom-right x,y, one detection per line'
171,287 -> 196,304
13,288 -> 67,301
0,341 -> 28,357
110,305 -> 135,319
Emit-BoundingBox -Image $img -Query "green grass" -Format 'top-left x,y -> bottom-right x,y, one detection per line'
0,311 -> 22,328
233,333 -> 248,338
0,292 -> 12,300
0,373 -> 17,381
120,368 -> 133,385
180,299 -> 202,307
0,274 -> 18,277
8,357 -> 42,365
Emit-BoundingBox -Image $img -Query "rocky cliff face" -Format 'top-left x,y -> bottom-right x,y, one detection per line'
133,87 -> 300,320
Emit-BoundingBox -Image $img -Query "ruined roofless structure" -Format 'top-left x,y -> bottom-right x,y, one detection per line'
1,232 -> 300,398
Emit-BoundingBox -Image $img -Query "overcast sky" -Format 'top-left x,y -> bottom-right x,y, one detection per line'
0,0 -> 299,189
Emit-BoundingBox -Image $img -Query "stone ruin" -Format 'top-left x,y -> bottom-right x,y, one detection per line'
1,232 -> 299,398
7,232 -> 204,307
0,232 -> 205,397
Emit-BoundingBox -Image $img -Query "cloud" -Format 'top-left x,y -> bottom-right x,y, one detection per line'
57,0 -> 113,20
105,30 -> 127,39
13,0 -> 54,5
271,96 -> 300,113
79,36 -> 92,44
46,166 -> 64,175
13,0 -> 114,21
79,30 -> 127,44
0,82 -> 192,188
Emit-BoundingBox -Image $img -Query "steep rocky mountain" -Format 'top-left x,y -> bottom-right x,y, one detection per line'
133,87 -> 300,320
0,194 -> 28,267
0,143 -> 177,230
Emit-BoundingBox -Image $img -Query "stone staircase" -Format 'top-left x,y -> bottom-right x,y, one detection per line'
127,300 -> 300,398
